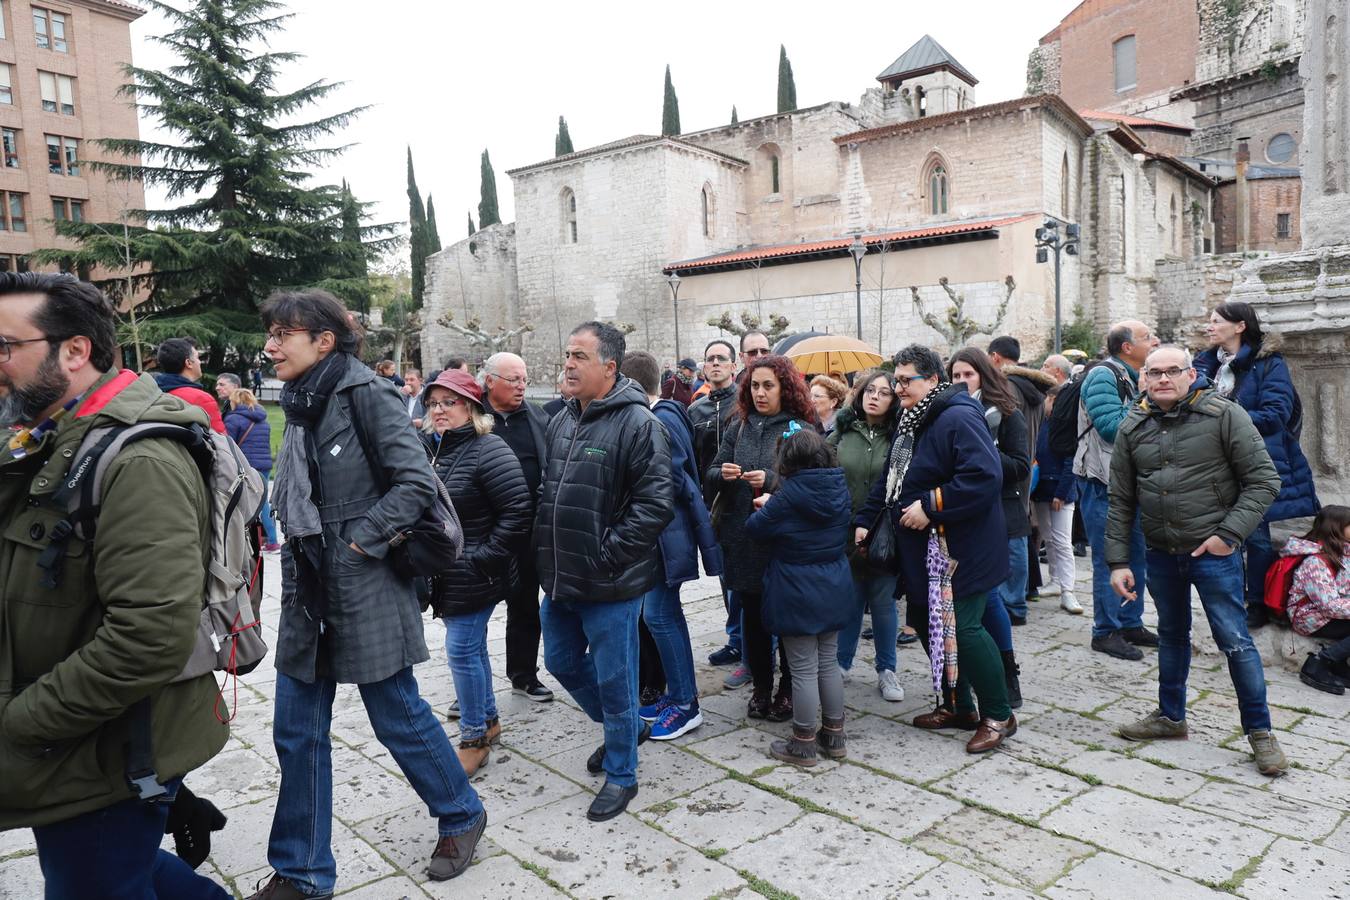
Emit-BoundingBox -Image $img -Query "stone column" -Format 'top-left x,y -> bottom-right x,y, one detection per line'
1300,0 -> 1349,249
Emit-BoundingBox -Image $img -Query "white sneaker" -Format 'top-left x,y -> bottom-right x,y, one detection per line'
878,669 -> 905,702
1033,584 -> 1062,599
1061,593 -> 1084,615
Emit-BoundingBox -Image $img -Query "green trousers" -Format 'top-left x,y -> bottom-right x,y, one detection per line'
950,591 -> 1012,721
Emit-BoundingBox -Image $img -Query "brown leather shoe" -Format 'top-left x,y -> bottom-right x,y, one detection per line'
427,810 -> 487,881
457,736 -> 490,776
913,706 -> 980,731
966,715 -> 1018,753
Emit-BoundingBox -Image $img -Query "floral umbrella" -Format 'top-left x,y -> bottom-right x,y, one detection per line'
925,527 -> 959,703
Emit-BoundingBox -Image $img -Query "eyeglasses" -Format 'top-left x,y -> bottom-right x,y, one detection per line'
0,335 -> 54,363
894,373 -> 931,387
862,387 -> 894,398
490,374 -> 527,386
426,397 -> 463,411
704,354 -> 731,364
743,348 -> 770,358
265,327 -> 310,345
1145,367 -> 1187,381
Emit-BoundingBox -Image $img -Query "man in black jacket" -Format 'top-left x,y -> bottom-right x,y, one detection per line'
536,322 -> 673,822
481,351 -> 554,702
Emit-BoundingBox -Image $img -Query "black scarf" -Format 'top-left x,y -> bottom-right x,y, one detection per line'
280,351 -> 349,428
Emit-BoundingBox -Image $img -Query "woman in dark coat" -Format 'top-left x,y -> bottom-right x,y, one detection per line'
258,290 -> 485,895
224,387 -> 279,549
422,369 -> 531,776
707,354 -> 816,721
1195,301 -> 1320,627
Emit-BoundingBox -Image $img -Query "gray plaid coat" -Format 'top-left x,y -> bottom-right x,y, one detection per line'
275,356 -> 439,684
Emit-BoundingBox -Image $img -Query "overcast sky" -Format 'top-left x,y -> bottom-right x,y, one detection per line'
128,0 -> 1081,266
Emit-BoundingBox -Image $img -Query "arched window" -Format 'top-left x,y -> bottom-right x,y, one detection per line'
1060,153 -> 1070,218
560,187 -> 577,243
770,155 -> 780,193
757,143 -> 782,197
1113,35 -> 1137,93
701,185 -> 713,237
915,85 -> 928,117
921,154 -> 950,216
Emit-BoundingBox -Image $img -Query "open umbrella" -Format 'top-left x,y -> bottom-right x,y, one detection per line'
772,330 -> 828,356
785,334 -> 884,376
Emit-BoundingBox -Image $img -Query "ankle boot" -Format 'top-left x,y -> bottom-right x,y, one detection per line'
1001,650 -> 1023,709
1300,653 -> 1347,695
457,736 -> 491,776
767,684 -> 793,722
770,725 -> 818,767
747,689 -> 771,719
817,715 -> 847,759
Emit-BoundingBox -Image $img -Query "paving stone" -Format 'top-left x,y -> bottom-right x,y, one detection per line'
838,712 -> 980,784
0,828 -> 34,860
933,753 -> 1090,821
999,725 -> 1085,767
488,797 -> 744,899
685,724 -> 839,778
1322,816 -> 1350,855
1016,674 -> 1128,714
636,777 -> 801,850
1182,779 -> 1343,841
420,854 -> 569,898
911,806 -> 1094,889
1125,735 -> 1252,775
1059,749 -> 1207,800
331,755 -> 433,825
1045,852 -> 1232,899
1264,678 -> 1350,718
0,853 -> 42,900
893,861 -> 1039,898
782,761 -> 963,840
1024,708 -> 1139,751
1289,711 -> 1350,746
501,698 -> 603,761
334,875 -> 427,898
723,813 -> 939,899
1042,786 -> 1273,884
1243,765 -> 1350,812
544,739 -> 733,800
1237,837 -> 1350,899
1233,726 -> 1347,772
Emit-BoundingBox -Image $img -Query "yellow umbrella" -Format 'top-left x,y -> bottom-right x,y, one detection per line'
785,334 -> 884,376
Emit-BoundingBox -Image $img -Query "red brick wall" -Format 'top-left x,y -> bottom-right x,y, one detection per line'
1215,177 -> 1302,253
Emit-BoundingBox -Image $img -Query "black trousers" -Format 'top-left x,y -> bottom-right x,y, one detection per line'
505,561 -> 543,687
739,591 -> 792,696
639,617 -> 666,696
1313,619 -> 1350,663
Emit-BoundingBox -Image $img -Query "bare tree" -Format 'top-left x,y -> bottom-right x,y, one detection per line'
909,276 -> 1015,348
705,310 -> 791,343
437,309 -> 534,353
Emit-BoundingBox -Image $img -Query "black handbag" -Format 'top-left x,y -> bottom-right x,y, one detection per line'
860,503 -> 900,575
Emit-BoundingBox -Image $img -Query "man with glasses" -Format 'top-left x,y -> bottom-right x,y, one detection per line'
1107,345 -> 1286,776
480,352 -> 553,702
738,330 -> 771,384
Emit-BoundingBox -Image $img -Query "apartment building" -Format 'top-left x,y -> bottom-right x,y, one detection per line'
0,0 -> 145,273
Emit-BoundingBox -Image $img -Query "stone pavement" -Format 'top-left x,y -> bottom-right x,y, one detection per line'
4,559 -> 1350,899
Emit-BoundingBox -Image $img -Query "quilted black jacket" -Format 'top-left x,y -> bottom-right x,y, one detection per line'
534,378 -> 674,603
424,425 -> 532,617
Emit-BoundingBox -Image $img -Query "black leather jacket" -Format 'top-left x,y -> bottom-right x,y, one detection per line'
687,384 -> 738,496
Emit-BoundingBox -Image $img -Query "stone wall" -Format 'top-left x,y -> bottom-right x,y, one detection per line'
421,223 -> 518,371
1298,0 -> 1349,249
1152,254 -> 1248,345
1196,0 -> 1304,84
1185,63 -> 1304,162
1215,176 -> 1302,253
1026,41 -> 1061,96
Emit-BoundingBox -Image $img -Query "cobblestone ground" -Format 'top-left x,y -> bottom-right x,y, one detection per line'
4,558 -> 1350,899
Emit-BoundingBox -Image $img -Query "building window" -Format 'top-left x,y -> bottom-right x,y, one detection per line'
916,85 -> 927,117
0,191 -> 27,231
0,66 -> 12,105
1276,212 -> 1291,238
560,188 -> 577,243
1266,133 -> 1296,164
0,3 -> 6,40
2,129 -> 18,168
770,155 -> 780,193
1113,35 -> 1137,93
701,186 -> 711,237
47,135 -> 78,175
53,196 -> 83,223
39,72 -> 76,115
33,8 -> 68,52
0,255 -> 31,272
1060,153 -> 1070,217
922,155 -> 950,216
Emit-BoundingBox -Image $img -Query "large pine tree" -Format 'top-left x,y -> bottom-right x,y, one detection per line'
407,146 -> 428,306
662,65 -> 681,136
556,116 -> 574,156
36,0 -> 389,350
777,45 -> 797,113
478,150 -> 501,228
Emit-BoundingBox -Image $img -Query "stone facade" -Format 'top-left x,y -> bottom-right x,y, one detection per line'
421,223 -> 518,371
1215,174 -> 1302,253
1298,0 -> 1350,248
1195,0 -> 1304,84
1152,254 -> 1249,345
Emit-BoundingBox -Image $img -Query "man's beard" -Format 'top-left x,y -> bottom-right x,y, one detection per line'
0,349 -> 70,428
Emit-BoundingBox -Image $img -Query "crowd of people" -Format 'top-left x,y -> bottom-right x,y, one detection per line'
2,270 -> 1346,899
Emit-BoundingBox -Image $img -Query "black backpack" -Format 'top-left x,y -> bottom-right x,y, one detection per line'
1046,360 -> 1134,458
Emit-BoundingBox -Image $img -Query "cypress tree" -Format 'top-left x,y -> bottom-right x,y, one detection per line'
662,65 -> 681,136
777,45 -> 797,113
339,179 -> 371,314
556,116 -> 574,156
425,195 -> 441,256
407,147 -> 428,306
478,149 -> 501,227
467,211 -> 477,236
731,105 -> 739,125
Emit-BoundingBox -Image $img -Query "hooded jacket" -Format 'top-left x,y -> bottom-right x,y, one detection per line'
534,378 -> 674,603
1107,387 -> 1279,564
1194,335 -> 1319,522
153,371 -> 226,434
0,370 -> 226,827
827,405 -> 895,574
652,399 -> 723,586
745,467 -> 854,636
1003,364 -> 1054,475
1281,537 -> 1350,636
224,403 -> 273,471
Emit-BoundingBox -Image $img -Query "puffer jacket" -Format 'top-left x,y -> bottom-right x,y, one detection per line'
0,369 -> 225,827
1107,387 -> 1280,563
745,468 -> 854,636
652,400 -> 723,586
534,378 -> 674,603
827,405 -> 894,574
424,425 -> 531,616
1032,419 -> 1078,505
1282,537 -> 1350,636
1073,357 -> 1139,485
707,408 -> 800,593
688,383 -> 738,490
980,400 -> 1032,539
1194,336 -> 1319,522
224,403 -> 273,471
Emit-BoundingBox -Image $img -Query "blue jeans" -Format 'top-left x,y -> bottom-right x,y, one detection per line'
257,468 -> 278,545
269,669 -> 484,895
1147,550 -> 1272,733
444,606 -> 498,741
1079,477 -> 1147,638
997,536 -> 1030,618
541,595 -> 641,786
33,778 -> 230,900
982,590 -> 1014,653
1244,521 -> 1275,611
723,579 -> 742,652
838,574 -> 899,672
642,583 -> 698,706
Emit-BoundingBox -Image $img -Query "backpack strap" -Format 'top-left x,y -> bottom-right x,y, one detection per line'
124,697 -> 168,801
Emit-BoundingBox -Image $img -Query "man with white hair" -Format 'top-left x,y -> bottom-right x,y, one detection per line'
1040,354 -> 1073,385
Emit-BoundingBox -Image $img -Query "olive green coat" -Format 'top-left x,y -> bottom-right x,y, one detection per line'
0,370 -> 227,828
1106,387 -> 1279,566
827,406 -> 893,574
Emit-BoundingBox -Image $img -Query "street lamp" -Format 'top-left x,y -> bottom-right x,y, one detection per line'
666,271 -> 682,363
1035,219 -> 1080,353
848,233 -> 866,339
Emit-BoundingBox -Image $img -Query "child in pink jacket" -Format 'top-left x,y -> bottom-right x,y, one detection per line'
1284,505 -> 1350,693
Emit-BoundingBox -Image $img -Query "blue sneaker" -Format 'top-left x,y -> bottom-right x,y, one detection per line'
639,695 -> 674,722
649,702 -> 703,741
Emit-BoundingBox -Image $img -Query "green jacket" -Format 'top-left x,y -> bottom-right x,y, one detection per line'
1106,387 -> 1279,566
0,370 -> 227,827
827,406 -> 893,574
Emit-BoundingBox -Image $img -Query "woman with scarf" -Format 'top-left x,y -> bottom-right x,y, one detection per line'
252,290 -> 485,899
708,354 -> 816,721
1195,301 -> 1319,629
421,369 -> 531,776
855,344 -> 1015,754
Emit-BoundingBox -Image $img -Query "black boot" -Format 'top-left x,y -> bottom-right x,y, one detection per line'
165,785 -> 227,869
1300,653 -> 1348,695
1001,650 -> 1023,710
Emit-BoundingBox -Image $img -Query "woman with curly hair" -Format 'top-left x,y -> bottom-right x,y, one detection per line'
810,375 -> 848,435
707,355 -> 816,720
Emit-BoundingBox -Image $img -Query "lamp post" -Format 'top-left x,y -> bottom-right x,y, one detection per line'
666,271 -> 682,363
1035,219 -> 1080,353
848,233 -> 866,339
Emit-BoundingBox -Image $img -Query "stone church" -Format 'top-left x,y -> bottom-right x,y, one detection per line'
423,34 -> 1217,381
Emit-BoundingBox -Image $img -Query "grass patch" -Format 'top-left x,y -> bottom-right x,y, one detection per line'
701,847 -> 729,860
1204,852 -> 1264,893
737,869 -> 801,900
519,859 -> 566,893
1083,743 -> 1106,752
644,799 -> 678,816
727,770 -> 834,817
1136,755 -> 1179,770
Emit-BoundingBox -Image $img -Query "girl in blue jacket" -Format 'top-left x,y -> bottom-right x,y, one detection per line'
746,427 -> 854,767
